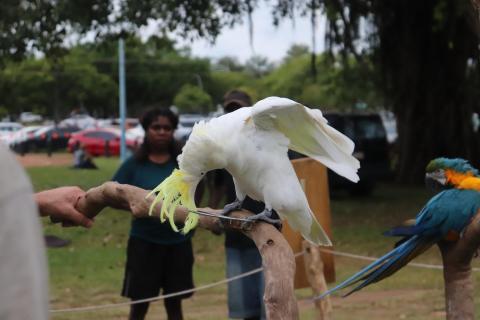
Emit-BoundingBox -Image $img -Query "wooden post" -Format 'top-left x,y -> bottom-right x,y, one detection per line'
302,241 -> 332,320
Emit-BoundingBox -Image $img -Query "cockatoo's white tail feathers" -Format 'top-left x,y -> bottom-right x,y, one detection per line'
280,207 -> 332,246
251,96 -> 360,183
306,214 -> 332,246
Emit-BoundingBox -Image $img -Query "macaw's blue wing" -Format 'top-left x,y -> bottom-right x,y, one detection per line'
384,223 -> 426,237
410,189 -> 480,239
387,189 -> 480,239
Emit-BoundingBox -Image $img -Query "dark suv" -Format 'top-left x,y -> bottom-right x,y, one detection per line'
324,112 -> 391,195
289,112 -> 391,195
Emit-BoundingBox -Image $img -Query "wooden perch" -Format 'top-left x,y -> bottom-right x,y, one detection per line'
438,210 -> 480,320
302,241 -> 332,320
75,181 -> 299,320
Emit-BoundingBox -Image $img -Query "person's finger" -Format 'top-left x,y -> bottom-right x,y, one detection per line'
64,208 -> 94,228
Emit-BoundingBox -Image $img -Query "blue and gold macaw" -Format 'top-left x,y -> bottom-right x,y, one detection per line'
317,158 -> 480,298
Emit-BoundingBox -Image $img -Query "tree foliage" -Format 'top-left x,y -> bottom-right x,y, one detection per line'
259,0 -> 480,182
208,71 -> 257,103
283,44 -> 311,62
259,53 -> 380,110
0,53 -> 117,118
312,0 -> 480,182
244,55 -> 275,78
3,0 -> 476,183
173,84 -> 213,113
0,0 -> 112,61
371,1 -> 480,181
0,59 -> 54,116
0,35 -> 214,118
214,56 -> 245,72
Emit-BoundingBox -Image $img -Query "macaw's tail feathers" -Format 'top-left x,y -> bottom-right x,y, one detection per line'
342,236 -> 436,297
317,235 -> 435,299
304,217 -> 332,246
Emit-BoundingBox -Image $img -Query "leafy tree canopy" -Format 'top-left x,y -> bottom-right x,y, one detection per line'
0,0 -> 112,61
173,84 -> 213,113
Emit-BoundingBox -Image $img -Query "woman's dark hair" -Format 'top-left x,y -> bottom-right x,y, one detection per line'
135,107 -> 183,162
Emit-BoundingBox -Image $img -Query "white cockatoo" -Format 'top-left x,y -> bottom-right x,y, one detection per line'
148,97 -> 360,245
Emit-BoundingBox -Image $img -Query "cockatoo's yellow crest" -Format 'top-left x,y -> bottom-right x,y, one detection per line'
146,169 -> 198,234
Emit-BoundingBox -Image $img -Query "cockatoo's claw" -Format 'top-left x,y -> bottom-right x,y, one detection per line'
222,199 -> 244,216
240,221 -> 254,232
246,209 -> 283,231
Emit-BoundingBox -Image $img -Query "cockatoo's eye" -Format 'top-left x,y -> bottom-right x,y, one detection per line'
200,172 -> 205,176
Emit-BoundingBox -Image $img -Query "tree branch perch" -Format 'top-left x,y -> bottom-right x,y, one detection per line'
438,210 -> 480,320
75,182 -> 299,320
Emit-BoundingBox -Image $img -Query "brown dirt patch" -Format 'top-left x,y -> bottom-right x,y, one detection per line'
16,153 -> 73,168
297,288 -> 445,319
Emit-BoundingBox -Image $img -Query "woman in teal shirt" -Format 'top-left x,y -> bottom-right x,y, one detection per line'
113,108 -> 193,320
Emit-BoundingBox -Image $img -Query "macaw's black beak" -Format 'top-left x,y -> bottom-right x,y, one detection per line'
424,176 -> 447,192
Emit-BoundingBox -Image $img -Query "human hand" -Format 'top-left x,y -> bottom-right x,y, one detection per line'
35,186 -> 93,228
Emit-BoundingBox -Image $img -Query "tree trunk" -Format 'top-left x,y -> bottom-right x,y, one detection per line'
375,0 -> 480,183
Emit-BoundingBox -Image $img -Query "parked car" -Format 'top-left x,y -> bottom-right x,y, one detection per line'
60,114 -> 96,129
326,112 -> 391,195
16,125 -> 80,152
67,128 -> 135,156
125,114 -> 206,147
8,126 -> 42,151
289,112 -> 391,196
0,122 -> 23,145
126,124 -> 144,146
19,112 -> 43,123
174,114 -> 206,142
111,117 -> 139,129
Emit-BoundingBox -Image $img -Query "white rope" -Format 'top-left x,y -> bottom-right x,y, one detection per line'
50,247 -> 480,313
318,248 -> 480,271
50,250 -> 306,313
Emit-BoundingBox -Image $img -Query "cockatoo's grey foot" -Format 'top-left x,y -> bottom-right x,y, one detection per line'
222,199 -> 244,216
244,209 -> 282,230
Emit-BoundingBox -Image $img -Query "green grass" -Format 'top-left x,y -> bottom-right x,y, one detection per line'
26,161 -> 480,319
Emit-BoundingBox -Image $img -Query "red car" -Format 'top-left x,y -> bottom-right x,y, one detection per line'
67,128 -> 136,156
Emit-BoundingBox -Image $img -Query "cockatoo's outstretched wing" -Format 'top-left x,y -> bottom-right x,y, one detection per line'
251,96 -> 360,182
